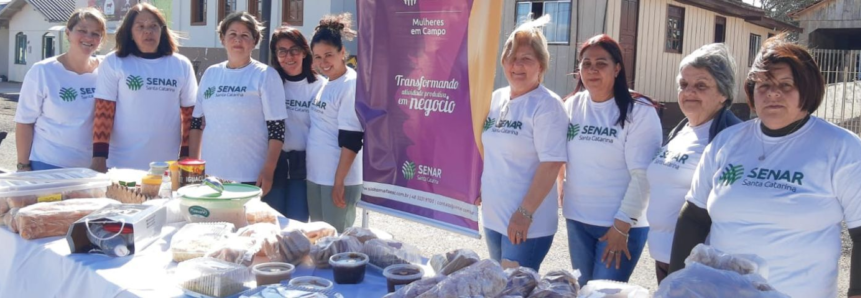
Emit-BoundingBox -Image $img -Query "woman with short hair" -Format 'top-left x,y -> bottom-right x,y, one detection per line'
91,3 -> 197,172
669,34 -> 861,297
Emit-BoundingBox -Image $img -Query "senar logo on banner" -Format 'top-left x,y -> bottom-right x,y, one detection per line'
402,160 -> 442,184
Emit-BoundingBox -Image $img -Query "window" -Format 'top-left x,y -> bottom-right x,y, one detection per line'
515,0 -> 571,44
282,0 -> 303,26
191,0 -> 206,25
665,5 -> 684,53
42,33 -> 55,59
218,0 -> 237,21
15,32 -> 26,65
249,0 -> 263,21
749,34 -> 762,67
714,16 -> 726,43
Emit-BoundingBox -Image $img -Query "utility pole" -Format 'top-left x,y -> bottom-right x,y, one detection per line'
259,0 -> 272,63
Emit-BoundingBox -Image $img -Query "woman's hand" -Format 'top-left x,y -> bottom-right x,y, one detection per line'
507,207 -> 532,245
599,219 -> 632,269
256,168 -> 274,196
332,182 -> 347,208
91,157 -> 107,173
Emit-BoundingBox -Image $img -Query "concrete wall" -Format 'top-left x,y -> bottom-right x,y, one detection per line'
0,27 -> 8,80
795,0 -> 861,46
7,3 -> 55,82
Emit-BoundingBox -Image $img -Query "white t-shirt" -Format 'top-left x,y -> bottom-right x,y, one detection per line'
283,75 -> 326,152
307,68 -> 363,186
193,61 -> 288,182
687,117 -> 861,298
645,119 -> 712,263
562,91 -> 662,227
480,86 -> 568,238
94,52 -> 197,170
14,56 -> 101,168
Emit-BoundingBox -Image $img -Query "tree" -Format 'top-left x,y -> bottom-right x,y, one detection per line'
757,0 -> 818,24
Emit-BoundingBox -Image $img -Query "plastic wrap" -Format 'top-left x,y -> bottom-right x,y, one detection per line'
245,200 -> 281,226
429,248 -> 481,276
4,208 -> 19,231
685,243 -> 768,277
206,236 -> 262,267
300,222 -> 337,245
655,263 -> 789,298
417,259 -> 507,298
527,269 -> 581,298
309,235 -> 363,268
579,280 -> 649,298
342,227 -> 378,244
171,222 -> 236,262
1,197 -> 9,215
14,199 -> 120,240
278,230 -> 311,265
177,257 -> 252,298
383,275 -> 446,298
362,239 -> 422,269
497,267 -> 540,297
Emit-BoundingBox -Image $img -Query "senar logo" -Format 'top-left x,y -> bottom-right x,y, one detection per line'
204,86 -> 216,99
483,117 -> 495,132
126,75 -> 144,91
59,87 -> 78,102
567,123 -> 580,141
718,164 -> 744,186
402,161 -> 417,180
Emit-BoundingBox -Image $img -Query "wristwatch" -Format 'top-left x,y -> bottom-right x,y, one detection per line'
17,162 -> 31,170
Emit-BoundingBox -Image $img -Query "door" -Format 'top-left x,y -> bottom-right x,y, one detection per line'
619,0 -> 639,88
715,16 -> 726,43
43,35 -> 55,59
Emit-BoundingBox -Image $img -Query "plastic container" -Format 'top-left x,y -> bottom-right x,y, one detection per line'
178,183 -> 261,228
178,159 -> 206,187
252,262 -> 295,286
176,257 -> 252,298
0,168 -> 111,209
329,252 -> 369,284
171,222 -> 235,262
383,264 -> 424,293
288,276 -> 334,292
240,284 -> 342,298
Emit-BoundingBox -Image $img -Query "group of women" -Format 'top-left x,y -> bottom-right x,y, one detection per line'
13,4 -> 861,297
481,16 -> 861,297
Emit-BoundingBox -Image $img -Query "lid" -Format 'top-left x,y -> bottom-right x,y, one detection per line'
178,159 -> 206,166
252,262 -> 295,276
113,245 -> 130,257
0,168 -> 111,197
328,252 -> 369,268
383,264 -> 424,280
168,161 -> 179,171
149,161 -> 169,175
178,183 -> 262,201
288,276 -> 333,291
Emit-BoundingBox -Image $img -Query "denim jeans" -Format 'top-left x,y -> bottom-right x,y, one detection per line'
566,219 -> 648,285
263,179 -> 309,222
30,160 -> 61,171
484,227 -> 554,271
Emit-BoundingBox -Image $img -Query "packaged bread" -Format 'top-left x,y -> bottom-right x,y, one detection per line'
580,280 -> 649,298
498,267 -> 541,297
430,248 -> 481,276
309,235 -> 362,268
177,257 -> 252,298
278,230 -> 311,265
245,200 -> 280,226
362,239 -> 422,269
206,236 -> 261,267
15,198 -> 120,240
1,197 -> 10,215
299,222 -> 337,245
4,208 -> 19,232
342,227 -> 378,244
0,168 -> 111,209
171,222 -> 235,262
384,275 -> 447,298
417,259 -> 507,298
527,269 -> 581,298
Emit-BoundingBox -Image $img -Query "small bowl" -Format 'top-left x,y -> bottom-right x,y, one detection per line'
252,262 -> 295,286
328,252 -> 369,284
288,276 -> 334,291
383,263 -> 424,293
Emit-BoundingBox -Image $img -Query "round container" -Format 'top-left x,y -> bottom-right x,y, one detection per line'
288,276 -> 334,291
178,183 -> 261,228
329,252 -> 369,284
178,159 -> 206,187
382,264 -> 424,293
252,262 -> 295,286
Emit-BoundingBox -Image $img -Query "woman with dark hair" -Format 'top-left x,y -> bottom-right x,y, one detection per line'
15,8 -> 107,171
669,34 -> 861,297
91,3 -> 196,171
561,34 -> 662,285
264,25 -> 326,221
306,13 -> 362,232
187,11 -> 287,196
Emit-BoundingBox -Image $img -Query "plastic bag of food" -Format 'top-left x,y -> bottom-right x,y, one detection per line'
299,222 -> 337,245
430,248 -> 481,276
362,239 -> 422,269
171,222 -> 236,262
0,198 -> 9,215
685,243 -> 768,277
309,235 -> 363,268
236,223 -> 287,265
245,200 -> 280,226
496,266 -> 540,297
527,269 -> 581,298
15,198 -> 120,240
7,196 -> 37,209
417,259 -> 507,298
655,262 -> 789,298
4,208 -> 19,231
383,275 -> 447,298
177,257 -> 252,298
278,230 -> 311,265
206,236 -> 261,267
342,227 -> 378,244
579,280 -> 649,298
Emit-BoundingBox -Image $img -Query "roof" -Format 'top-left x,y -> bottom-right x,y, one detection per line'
788,0 -> 831,19
674,0 -> 801,33
0,0 -> 74,27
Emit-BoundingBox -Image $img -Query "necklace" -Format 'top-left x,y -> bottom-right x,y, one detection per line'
758,118 -> 806,161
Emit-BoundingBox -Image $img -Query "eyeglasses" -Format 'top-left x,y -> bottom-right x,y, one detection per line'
276,47 -> 304,57
133,23 -> 163,33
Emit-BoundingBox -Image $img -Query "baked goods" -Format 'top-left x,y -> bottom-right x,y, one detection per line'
171,222 -> 235,262
245,200 -> 280,226
278,230 -> 311,265
4,208 -> 19,232
579,280 -> 649,298
177,257 -> 252,298
309,235 -> 363,268
417,259 -> 507,298
383,275 -> 447,298
15,199 -> 120,240
498,267 -> 541,297
362,239 -> 422,269
655,263 -> 788,298
528,270 -> 581,298
342,227 -> 378,244
299,222 -> 337,245
206,236 -> 261,267
430,248 -> 480,276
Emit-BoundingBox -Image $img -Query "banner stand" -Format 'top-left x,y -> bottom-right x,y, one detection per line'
358,201 -> 481,239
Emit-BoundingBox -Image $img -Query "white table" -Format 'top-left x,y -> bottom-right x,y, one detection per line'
0,219 -> 391,298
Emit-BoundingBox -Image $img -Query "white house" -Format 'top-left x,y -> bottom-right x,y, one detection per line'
0,0 -> 74,82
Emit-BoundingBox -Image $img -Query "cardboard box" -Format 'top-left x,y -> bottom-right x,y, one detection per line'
67,202 -> 166,255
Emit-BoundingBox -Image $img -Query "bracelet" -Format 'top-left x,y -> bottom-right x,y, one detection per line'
612,224 -> 629,238
517,206 -> 533,222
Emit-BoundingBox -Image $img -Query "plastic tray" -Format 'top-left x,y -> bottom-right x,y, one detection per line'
0,168 -> 111,201
176,257 -> 253,298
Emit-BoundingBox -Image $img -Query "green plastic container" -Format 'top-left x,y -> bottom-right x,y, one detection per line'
178,183 -> 262,228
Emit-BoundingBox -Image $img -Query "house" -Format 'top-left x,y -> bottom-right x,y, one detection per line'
0,0 -> 75,82
494,0 -> 799,134
790,0 -> 861,50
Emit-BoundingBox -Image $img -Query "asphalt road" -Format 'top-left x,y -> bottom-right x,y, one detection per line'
0,91 -> 852,294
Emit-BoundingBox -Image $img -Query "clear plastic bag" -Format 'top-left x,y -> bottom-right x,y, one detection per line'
206,235 -> 261,267
278,230 -> 311,265
245,200 -> 281,226
417,259 -> 508,298
429,248 -> 480,276
0,197 -> 9,215
299,222 -> 337,245
4,207 -> 19,232
342,226 -> 378,244
383,275 -> 447,298
171,222 -> 236,262
362,239 -> 422,269
579,279 -> 649,298
527,269 -> 581,298
309,235 -> 363,268
496,266 -> 540,297
15,198 -> 120,240
685,244 -> 768,277
655,263 -> 789,298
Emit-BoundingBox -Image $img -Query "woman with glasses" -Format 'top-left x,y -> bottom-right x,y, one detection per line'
15,8 -> 107,171
262,26 -> 325,221
188,12 -> 287,195
92,3 -> 197,171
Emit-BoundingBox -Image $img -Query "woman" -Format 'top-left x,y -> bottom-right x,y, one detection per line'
669,35 -> 861,298
646,43 -> 742,284
91,3 -> 197,172
264,26 -> 326,221
187,12 -> 286,196
562,34 -> 662,285
481,15 -> 567,271
306,13 -> 362,233
15,9 -> 107,171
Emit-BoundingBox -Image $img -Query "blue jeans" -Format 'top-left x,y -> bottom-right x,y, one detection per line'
263,178 -> 309,222
31,160 -> 61,171
484,228 -> 554,271
566,219 -> 648,285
